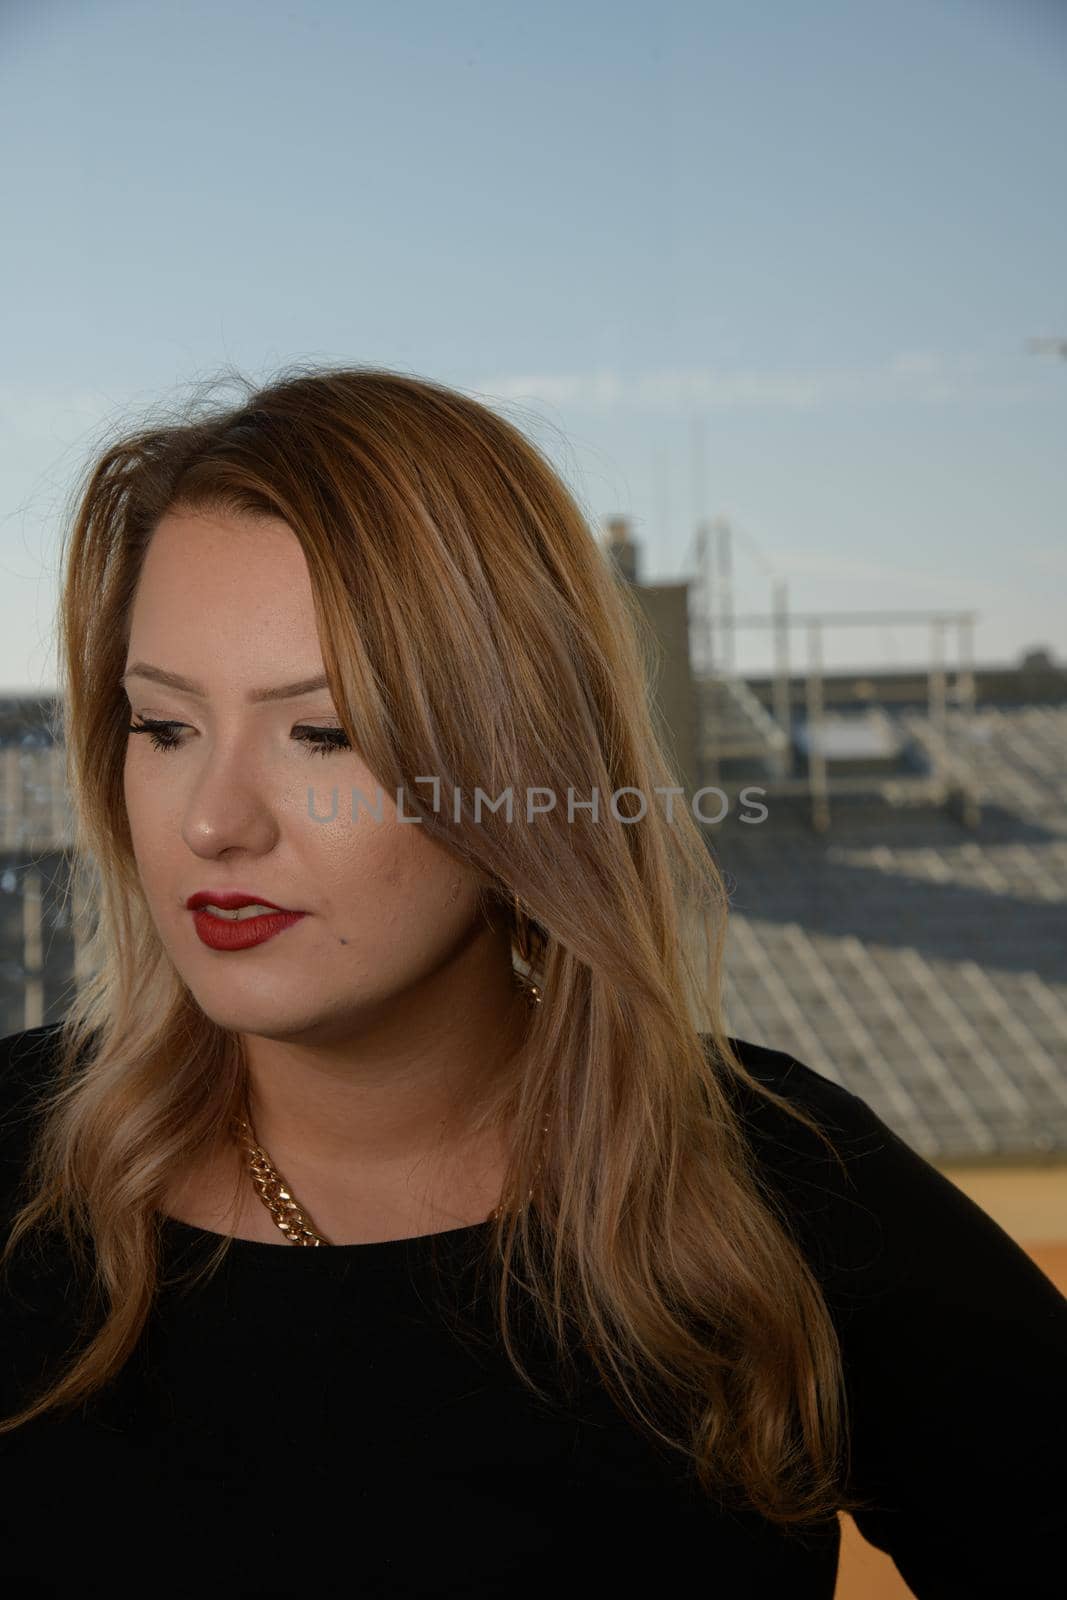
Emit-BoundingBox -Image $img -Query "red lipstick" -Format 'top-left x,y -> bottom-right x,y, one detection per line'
186,890 -> 307,952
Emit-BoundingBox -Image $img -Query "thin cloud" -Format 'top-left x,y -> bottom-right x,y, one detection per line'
766,548 -> 1010,600
477,354 -> 1039,413
1022,545 -> 1067,578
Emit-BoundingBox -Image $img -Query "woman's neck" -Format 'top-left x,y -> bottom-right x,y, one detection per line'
166,929 -> 533,1244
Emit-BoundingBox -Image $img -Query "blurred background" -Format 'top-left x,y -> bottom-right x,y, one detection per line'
1,4 -> 1064,1591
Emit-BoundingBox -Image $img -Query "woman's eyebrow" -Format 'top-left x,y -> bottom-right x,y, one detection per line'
120,663 -> 331,703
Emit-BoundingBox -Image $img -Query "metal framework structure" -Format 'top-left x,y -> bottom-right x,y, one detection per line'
688,518 -> 981,831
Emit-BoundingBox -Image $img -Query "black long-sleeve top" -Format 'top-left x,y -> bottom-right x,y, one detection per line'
1,1021 -> 1065,1597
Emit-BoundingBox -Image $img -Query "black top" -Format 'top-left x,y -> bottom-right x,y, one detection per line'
1,1022 -> 1064,1598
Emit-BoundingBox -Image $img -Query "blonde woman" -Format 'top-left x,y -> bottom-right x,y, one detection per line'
0,366 -> 1063,1597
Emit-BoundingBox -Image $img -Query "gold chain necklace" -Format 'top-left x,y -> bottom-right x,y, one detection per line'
231,965 -> 545,1247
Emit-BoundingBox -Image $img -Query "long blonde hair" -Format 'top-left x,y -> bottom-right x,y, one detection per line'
0,363 -> 869,1527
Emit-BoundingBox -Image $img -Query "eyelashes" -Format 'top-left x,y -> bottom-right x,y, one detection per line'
126,718 -> 352,760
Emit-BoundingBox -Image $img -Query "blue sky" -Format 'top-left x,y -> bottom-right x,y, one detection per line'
1,0 -> 1064,689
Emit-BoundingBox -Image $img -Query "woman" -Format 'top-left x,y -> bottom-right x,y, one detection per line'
0,365 -> 1063,1597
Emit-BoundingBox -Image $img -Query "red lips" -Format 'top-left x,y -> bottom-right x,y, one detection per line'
186,890 -> 300,911
187,893 -> 308,953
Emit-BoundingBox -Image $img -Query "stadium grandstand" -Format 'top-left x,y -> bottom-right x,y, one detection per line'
605,513 -> 1067,1169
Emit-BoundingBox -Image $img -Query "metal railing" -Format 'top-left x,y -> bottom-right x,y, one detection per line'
694,609 -> 981,832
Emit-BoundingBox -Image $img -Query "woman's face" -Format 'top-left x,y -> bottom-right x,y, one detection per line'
122,507 -> 496,1045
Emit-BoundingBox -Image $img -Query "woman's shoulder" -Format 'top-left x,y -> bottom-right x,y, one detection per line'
0,1020 -> 67,1064
708,1031 -> 893,1207
709,1028 -> 993,1219
711,1030 -> 1066,1309
0,1021 -> 69,1181
712,1032 -> 1067,1594
713,1031 -> 874,1131
0,1021 -> 67,1114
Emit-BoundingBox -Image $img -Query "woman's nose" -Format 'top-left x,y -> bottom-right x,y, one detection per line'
180,746 -> 281,859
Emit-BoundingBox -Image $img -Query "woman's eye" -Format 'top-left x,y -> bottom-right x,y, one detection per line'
127,718 -> 351,759
292,725 -> 352,758
128,717 -> 185,753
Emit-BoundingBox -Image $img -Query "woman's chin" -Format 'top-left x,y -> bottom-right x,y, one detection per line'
187,987 -> 338,1041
